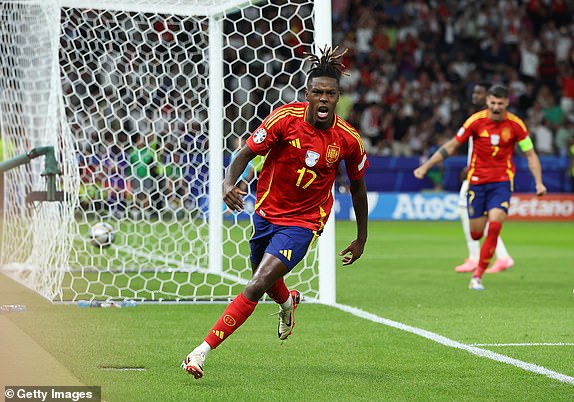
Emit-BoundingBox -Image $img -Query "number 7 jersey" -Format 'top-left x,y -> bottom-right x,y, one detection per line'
246,102 -> 369,232
455,110 -> 529,186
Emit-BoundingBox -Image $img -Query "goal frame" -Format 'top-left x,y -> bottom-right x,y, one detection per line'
1,0 -> 336,304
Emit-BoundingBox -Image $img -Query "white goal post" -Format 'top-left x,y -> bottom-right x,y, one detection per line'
0,0 -> 336,304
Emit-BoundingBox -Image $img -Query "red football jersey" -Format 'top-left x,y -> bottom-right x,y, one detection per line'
246,102 -> 369,231
455,110 -> 529,185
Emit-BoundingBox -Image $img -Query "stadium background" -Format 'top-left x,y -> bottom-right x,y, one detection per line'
331,0 -> 573,191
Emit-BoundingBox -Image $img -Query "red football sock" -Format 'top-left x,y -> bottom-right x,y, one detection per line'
265,278 -> 290,304
204,292 -> 257,349
474,221 -> 502,278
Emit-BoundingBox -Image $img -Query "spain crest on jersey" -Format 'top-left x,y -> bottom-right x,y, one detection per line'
325,144 -> 340,164
305,150 -> 320,167
502,127 -> 511,142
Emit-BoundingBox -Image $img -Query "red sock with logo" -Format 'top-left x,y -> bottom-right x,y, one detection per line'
265,278 -> 290,304
204,292 -> 257,349
474,221 -> 502,278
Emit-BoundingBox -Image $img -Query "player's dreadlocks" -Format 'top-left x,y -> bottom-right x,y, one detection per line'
304,45 -> 348,85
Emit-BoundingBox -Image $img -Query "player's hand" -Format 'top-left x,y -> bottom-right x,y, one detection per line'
339,239 -> 365,266
223,184 -> 247,211
413,166 -> 427,179
536,183 -> 547,196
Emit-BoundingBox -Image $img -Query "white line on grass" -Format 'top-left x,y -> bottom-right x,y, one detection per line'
471,343 -> 574,347
333,303 -> 574,385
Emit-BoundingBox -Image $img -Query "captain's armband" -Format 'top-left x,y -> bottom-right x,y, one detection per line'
518,137 -> 534,152
438,147 -> 449,159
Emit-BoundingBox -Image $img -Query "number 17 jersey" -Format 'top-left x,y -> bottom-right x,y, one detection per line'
246,102 -> 369,232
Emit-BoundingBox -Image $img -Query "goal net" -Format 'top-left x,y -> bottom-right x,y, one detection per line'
0,0 -> 335,303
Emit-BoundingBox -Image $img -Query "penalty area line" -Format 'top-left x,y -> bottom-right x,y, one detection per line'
333,303 -> 574,385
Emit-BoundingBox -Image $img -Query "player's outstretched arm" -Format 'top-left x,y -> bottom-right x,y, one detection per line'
339,177 -> 367,266
524,148 -> 547,196
413,137 -> 460,179
223,145 -> 257,211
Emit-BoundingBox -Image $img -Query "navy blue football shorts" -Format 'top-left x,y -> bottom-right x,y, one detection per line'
467,181 -> 512,218
249,214 -> 318,271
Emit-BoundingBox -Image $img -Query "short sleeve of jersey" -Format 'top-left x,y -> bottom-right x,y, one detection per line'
509,114 -> 529,141
454,115 -> 477,144
334,116 -> 369,181
345,141 -> 369,181
246,105 -> 290,155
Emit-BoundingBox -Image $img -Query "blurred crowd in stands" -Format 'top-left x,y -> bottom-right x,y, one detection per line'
331,0 -> 574,159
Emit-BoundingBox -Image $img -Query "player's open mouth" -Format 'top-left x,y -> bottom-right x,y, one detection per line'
317,106 -> 329,119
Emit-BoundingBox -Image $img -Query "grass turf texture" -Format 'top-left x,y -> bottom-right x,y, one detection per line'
1,221 -> 573,401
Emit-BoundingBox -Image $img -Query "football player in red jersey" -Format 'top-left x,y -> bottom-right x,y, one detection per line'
414,85 -> 546,291
182,46 -> 369,379
454,82 -> 514,274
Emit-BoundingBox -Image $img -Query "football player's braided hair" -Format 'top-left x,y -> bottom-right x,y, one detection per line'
304,45 -> 348,86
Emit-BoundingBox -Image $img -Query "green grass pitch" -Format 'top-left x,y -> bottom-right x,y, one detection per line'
1,220 -> 573,401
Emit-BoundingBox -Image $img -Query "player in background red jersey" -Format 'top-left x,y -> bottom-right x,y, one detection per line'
182,46 -> 369,378
414,85 -> 546,290
454,82 -> 514,274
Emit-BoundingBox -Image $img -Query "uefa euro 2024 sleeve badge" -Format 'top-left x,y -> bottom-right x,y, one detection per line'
253,128 -> 267,144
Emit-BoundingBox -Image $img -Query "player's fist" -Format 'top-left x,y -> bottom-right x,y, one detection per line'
413,167 -> 427,179
536,183 -> 547,196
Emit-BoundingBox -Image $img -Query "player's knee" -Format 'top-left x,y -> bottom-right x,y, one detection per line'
244,280 -> 267,301
470,231 -> 483,241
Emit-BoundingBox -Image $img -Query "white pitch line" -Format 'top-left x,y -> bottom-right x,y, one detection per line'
333,303 -> 574,385
99,367 -> 146,371
471,343 -> 574,347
